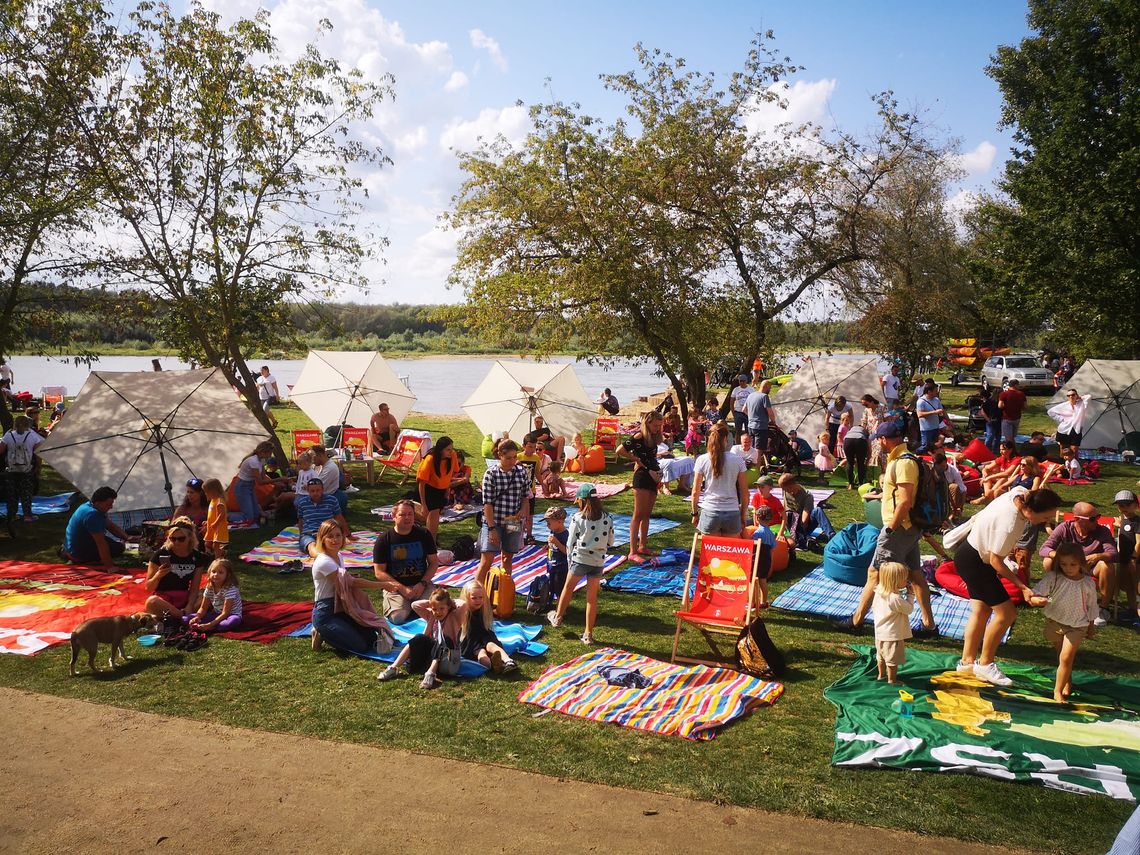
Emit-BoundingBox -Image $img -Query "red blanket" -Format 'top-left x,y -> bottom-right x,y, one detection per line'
216,601 -> 312,644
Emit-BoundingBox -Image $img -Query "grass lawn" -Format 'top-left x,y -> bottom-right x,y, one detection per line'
2,377 -> 1137,854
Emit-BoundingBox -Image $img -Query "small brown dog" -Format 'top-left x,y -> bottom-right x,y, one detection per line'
69,612 -> 157,677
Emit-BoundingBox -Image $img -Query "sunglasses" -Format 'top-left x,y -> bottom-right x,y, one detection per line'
169,535 -> 189,543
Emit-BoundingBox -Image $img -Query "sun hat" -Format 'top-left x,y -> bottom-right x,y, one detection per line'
1113,490 -> 1138,505
575,483 -> 597,500
543,506 -> 567,520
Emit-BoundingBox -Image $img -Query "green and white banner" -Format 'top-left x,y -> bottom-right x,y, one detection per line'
824,646 -> 1140,800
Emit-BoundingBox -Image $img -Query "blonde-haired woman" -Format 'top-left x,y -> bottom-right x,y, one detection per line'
690,421 -> 748,536
458,580 -> 517,673
311,518 -> 391,654
144,517 -> 211,618
620,410 -> 665,563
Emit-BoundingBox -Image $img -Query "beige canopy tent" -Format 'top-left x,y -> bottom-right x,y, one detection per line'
1047,359 -> 1140,452
770,357 -> 884,443
36,368 -> 270,511
462,361 -> 596,440
288,351 -> 415,445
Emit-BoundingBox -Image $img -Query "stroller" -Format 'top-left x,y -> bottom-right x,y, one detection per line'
757,425 -> 801,476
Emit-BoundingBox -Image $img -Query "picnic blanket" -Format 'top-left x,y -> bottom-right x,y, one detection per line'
601,547 -> 693,596
519,647 -> 784,740
289,617 -> 548,658
0,562 -> 149,655
370,504 -> 482,524
825,645 -> 1140,800
240,527 -> 379,569
0,492 -> 74,518
544,479 -> 629,501
771,565 -> 1011,643
433,545 -> 626,595
215,601 -> 312,644
1078,448 -> 1124,463
530,513 -> 680,546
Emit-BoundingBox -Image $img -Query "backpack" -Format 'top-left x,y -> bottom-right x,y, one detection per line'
6,431 -> 34,473
486,566 -> 515,618
450,535 -> 476,562
525,574 -> 551,614
890,453 -> 950,532
735,617 -> 785,678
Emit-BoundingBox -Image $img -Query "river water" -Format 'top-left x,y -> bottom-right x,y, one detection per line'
9,351 -> 887,415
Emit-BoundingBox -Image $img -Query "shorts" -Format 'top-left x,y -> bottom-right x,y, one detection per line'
871,525 -> 922,573
158,588 -> 189,609
953,540 -> 1010,607
1056,430 -> 1082,447
632,468 -> 660,492
1044,618 -> 1089,647
698,507 -> 743,535
569,560 -> 604,579
260,398 -> 273,412
299,533 -> 316,554
422,484 -> 448,512
1000,418 -> 1019,441
479,522 -> 522,556
876,638 -> 907,668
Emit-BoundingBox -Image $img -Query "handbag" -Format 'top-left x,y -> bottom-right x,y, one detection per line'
374,625 -> 395,654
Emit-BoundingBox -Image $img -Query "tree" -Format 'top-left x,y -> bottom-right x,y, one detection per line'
980,0 -> 1140,358
0,0 -> 112,358
449,36 -> 939,416
82,1 -> 391,449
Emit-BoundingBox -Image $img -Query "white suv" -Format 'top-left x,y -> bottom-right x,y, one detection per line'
980,354 -> 1054,392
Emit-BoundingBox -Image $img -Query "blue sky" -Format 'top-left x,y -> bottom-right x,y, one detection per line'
195,0 -> 1032,304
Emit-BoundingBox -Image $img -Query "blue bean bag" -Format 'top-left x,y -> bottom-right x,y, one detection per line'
822,522 -> 880,587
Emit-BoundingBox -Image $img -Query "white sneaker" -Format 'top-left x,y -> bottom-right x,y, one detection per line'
377,665 -> 400,682
580,632 -> 594,644
955,659 -> 973,674
547,610 -> 562,627
1094,608 -> 1109,628
973,661 -> 1012,687
420,672 -> 439,690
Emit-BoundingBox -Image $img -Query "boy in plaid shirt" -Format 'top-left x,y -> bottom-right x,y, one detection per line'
477,439 -> 531,586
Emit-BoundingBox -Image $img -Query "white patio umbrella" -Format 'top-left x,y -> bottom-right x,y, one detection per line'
770,357 -> 883,442
36,368 -> 270,511
462,361 -> 596,440
288,350 -> 416,444
1046,359 -> 1140,451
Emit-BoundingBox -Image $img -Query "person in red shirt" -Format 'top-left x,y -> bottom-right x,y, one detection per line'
749,475 -> 787,539
997,379 -> 1027,441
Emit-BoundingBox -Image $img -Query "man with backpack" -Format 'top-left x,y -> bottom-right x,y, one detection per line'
834,419 -> 940,638
1,415 -> 43,527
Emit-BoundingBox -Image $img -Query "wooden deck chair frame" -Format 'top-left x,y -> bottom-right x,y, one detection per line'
376,431 -> 427,484
671,532 -> 760,669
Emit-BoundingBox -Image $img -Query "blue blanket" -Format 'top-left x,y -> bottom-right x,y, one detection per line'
530,512 -> 680,547
601,547 -> 695,596
0,492 -> 74,517
771,565 -> 1011,643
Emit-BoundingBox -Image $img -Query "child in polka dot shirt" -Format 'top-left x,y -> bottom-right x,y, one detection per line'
547,483 -> 614,644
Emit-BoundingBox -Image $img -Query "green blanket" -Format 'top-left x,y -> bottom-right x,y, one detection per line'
824,646 -> 1140,800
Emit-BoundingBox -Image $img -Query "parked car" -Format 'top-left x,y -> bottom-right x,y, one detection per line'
980,354 -> 1055,392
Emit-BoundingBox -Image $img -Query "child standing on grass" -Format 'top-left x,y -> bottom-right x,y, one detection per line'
1027,542 -> 1099,703
872,561 -> 913,683
547,484 -> 614,644
186,559 -> 242,633
377,588 -> 466,690
814,431 -> 836,482
202,478 -> 229,558
544,506 -> 570,603
458,580 -> 518,673
750,505 -> 776,607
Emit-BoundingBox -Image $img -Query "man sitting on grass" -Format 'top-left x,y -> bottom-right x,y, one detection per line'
61,486 -> 135,570
777,473 -> 835,551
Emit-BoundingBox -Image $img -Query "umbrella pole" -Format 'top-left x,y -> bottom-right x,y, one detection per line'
153,425 -> 176,511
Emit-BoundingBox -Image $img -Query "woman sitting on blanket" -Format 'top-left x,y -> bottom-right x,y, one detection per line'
457,580 -> 517,673
310,519 -> 393,655
446,450 -> 475,507
377,588 -> 467,690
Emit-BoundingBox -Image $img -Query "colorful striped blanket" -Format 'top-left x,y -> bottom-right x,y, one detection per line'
370,505 -> 482,524
518,647 -> 784,740
530,513 -> 680,546
771,566 -> 1011,643
755,486 -> 835,506
432,545 -> 626,595
240,527 -> 379,569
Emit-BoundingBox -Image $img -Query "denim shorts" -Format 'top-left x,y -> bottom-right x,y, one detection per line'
698,507 -> 744,536
299,533 -> 316,554
478,522 -> 522,555
570,560 -> 604,579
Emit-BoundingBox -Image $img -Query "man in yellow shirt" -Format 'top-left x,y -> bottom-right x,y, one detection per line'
835,420 -> 938,637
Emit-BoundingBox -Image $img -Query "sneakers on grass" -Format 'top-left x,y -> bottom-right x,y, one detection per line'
546,610 -> 562,628
580,632 -> 594,645
490,650 -> 505,674
1094,608 -> 1109,628
956,660 -> 974,674
420,671 -> 440,690
501,658 -> 518,674
973,661 -> 1012,687
377,665 -> 400,682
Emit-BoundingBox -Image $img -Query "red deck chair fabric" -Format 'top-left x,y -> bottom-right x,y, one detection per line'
593,417 -> 620,455
292,429 -> 323,458
376,431 -> 428,484
671,533 -> 759,667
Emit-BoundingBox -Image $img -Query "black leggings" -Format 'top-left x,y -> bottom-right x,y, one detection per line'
843,437 -> 868,487
827,421 -> 840,456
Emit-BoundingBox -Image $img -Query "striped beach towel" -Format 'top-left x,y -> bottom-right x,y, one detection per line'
530,513 -> 680,546
240,527 -> 379,569
432,545 -> 626,595
771,565 -> 1011,643
519,647 -> 783,740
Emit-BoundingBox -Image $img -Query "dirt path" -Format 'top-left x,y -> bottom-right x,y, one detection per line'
0,687 -> 1024,854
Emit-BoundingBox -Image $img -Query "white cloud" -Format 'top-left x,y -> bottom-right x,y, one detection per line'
469,28 -> 508,72
745,79 -> 837,138
393,126 -> 428,156
439,105 -> 530,153
952,140 -> 997,176
444,70 -> 469,92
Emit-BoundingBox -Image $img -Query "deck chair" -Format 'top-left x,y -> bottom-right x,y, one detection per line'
41,386 -> 66,407
375,429 -> 432,484
671,533 -> 760,668
593,416 -> 621,457
292,429 -> 324,459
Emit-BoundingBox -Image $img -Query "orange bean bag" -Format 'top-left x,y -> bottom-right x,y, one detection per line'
934,559 -> 1026,604
225,477 -> 276,512
740,528 -> 791,574
582,444 -> 606,475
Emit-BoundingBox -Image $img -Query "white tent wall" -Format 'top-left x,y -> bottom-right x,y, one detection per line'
1046,359 -> 1140,451
770,358 -> 883,444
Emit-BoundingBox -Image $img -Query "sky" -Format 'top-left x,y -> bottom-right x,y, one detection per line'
187,0 -> 1033,305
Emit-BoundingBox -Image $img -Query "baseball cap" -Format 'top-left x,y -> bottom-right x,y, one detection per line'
755,475 -> 774,487
872,421 -> 904,440
543,506 -> 567,520
738,374 -> 750,382
1114,490 -> 1138,505
575,483 -> 598,500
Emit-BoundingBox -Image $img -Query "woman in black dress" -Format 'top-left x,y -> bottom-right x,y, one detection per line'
620,410 -> 664,563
